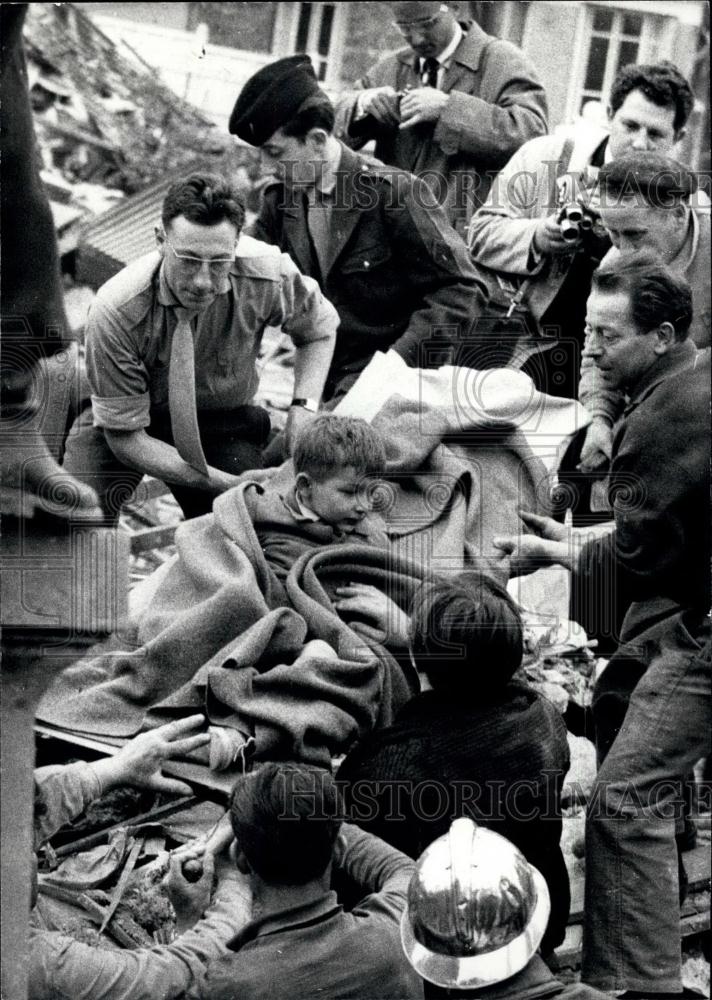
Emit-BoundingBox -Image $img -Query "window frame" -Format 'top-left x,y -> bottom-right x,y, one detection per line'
567,3 -> 657,120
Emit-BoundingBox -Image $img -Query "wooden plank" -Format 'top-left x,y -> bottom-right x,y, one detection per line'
35,724 -> 238,803
130,524 -> 177,554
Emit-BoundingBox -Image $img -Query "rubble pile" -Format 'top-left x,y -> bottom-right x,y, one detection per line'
24,3 -> 263,263
24,3 -> 241,195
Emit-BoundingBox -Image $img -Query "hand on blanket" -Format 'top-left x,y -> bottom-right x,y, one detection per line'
91,715 -> 210,797
334,584 -> 411,649
493,511 -> 574,577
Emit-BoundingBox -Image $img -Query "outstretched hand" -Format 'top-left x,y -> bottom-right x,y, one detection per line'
92,715 -> 210,798
492,511 -> 573,578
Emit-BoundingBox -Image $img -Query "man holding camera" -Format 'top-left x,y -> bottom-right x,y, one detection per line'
467,61 -> 694,400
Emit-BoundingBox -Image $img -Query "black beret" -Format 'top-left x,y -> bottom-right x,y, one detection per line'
229,55 -> 320,146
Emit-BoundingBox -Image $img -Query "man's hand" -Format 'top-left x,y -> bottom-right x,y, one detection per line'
207,469 -> 244,495
163,846 -> 214,933
334,583 -> 410,648
518,511 -> 570,542
359,86 -> 401,126
532,214 -> 576,256
578,418 -> 613,473
92,715 -> 209,797
493,511 -> 573,577
285,405 -> 318,456
399,88 -> 448,128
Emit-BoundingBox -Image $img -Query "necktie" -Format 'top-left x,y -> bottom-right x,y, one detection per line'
306,188 -> 332,281
421,56 -> 439,88
168,307 -> 209,476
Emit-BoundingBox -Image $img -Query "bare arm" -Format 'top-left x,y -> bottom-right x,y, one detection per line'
104,428 -> 241,494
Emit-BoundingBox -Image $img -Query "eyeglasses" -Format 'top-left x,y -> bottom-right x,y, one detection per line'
392,9 -> 444,35
163,237 -> 235,275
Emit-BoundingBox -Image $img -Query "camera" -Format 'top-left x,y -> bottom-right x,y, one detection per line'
557,200 -> 596,242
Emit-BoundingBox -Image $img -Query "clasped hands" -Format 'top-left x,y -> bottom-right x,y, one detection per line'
359,85 -> 448,129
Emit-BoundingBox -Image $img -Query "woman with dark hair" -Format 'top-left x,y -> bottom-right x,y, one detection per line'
335,573 -> 571,956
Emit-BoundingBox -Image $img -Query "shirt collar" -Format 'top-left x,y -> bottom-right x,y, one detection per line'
283,485 -> 321,523
667,206 -> 697,274
416,22 -> 463,73
434,22 -> 463,67
625,340 -> 698,414
228,889 -> 341,950
156,257 -> 180,308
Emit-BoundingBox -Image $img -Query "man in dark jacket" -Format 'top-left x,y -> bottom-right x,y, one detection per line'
201,762 -> 424,1000
230,55 -> 485,405
492,256 -> 710,997
335,1 -> 548,235
336,573 -> 571,957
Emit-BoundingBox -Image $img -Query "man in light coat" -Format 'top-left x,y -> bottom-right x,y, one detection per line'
335,1 -> 547,236
467,61 -> 694,399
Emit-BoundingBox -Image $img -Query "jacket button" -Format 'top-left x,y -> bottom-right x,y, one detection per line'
363,260 -> 370,268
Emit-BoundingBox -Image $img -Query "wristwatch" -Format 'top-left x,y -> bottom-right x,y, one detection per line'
290,397 -> 319,413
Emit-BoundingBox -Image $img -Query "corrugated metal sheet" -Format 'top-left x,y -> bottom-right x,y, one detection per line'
76,174 -> 175,286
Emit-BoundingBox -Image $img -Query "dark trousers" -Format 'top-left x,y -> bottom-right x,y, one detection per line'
63,404 -> 270,523
582,607 -> 711,992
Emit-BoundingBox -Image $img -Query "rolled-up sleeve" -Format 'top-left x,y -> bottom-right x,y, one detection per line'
270,252 -> 340,348
29,875 -> 252,1000
85,297 -> 151,431
34,762 -> 102,849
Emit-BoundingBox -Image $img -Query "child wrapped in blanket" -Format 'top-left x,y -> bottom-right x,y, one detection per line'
192,416 -> 392,771
250,414 -> 390,581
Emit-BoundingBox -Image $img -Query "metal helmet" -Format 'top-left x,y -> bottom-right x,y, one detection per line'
401,817 -> 550,990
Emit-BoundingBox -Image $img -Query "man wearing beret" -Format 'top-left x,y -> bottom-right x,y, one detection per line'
334,1 -> 548,236
62,172 -> 338,523
230,55 -> 485,406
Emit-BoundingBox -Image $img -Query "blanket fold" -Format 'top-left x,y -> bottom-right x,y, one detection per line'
38,367 -> 588,766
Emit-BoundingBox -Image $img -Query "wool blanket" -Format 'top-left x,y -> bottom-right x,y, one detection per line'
38,366 -> 588,765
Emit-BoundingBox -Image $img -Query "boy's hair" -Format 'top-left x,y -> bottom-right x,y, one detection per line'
409,573 -> 524,694
608,61 -> 693,133
598,152 -> 696,208
293,415 -> 387,481
280,94 -> 336,140
162,173 -> 246,232
229,763 -> 341,884
591,253 -> 693,341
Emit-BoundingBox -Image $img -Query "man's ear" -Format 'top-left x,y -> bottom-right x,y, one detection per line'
307,127 -> 329,150
155,226 -> 166,256
295,471 -> 312,495
674,126 -> 687,145
654,321 -> 676,353
606,103 -> 614,123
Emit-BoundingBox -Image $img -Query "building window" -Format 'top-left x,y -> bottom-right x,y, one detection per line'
577,6 -> 649,114
293,3 -> 338,82
187,2 -> 278,52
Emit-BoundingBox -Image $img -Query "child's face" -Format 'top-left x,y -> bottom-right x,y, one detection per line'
297,466 -> 370,533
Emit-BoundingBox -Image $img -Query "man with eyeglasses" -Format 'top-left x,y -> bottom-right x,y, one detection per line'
334,1 -> 547,236
62,173 -> 338,523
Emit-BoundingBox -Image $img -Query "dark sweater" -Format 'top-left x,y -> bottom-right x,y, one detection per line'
337,682 -> 571,954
